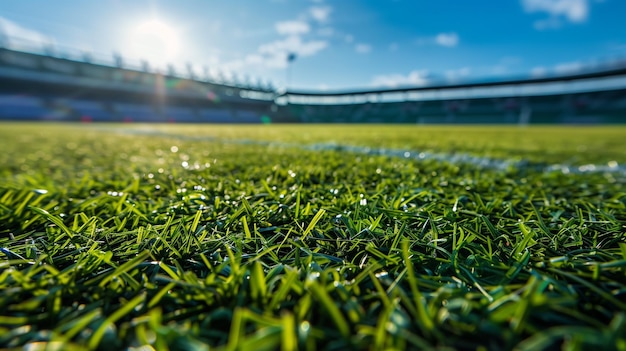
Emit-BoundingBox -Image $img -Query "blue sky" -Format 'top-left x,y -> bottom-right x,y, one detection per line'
1,0 -> 625,90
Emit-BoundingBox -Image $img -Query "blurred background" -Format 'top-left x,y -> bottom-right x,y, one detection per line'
1,0 -> 625,124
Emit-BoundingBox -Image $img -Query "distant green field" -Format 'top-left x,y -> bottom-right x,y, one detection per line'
1,123 -> 625,350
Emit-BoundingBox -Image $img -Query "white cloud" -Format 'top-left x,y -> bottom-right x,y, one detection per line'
229,35 -> 327,70
445,67 -> 471,82
522,0 -> 589,22
309,6 -> 332,23
317,27 -> 334,36
533,16 -> 563,30
221,35 -> 328,74
607,41 -> 626,54
371,70 -> 430,88
0,17 -> 53,46
531,66 -> 548,77
260,35 -> 327,58
275,20 -> 310,36
355,43 -> 372,54
487,56 -> 522,76
344,34 -> 354,43
521,0 -> 599,29
554,61 -> 584,74
435,32 -> 459,47
221,7 -> 332,79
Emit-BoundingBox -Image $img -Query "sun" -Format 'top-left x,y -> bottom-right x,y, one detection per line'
127,19 -> 181,68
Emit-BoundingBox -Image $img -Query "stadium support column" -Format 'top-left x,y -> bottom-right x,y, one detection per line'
286,53 -> 296,89
0,24 -> 6,48
186,63 -> 196,80
519,104 -> 532,125
114,53 -> 123,68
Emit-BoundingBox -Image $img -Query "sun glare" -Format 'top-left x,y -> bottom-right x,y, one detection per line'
127,19 -> 181,68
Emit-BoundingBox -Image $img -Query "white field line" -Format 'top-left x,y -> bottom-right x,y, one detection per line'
100,127 -> 626,176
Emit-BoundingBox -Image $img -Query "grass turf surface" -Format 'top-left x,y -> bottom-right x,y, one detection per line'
1,123 -> 625,350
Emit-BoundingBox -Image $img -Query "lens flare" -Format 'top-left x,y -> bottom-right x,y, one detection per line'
127,19 -> 180,68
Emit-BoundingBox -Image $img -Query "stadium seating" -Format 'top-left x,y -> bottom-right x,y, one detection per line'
113,103 -> 162,122
198,108 -> 234,123
0,95 -> 51,120
64,99 -> 114,121
235,110 -> 262,123
164,106 -> 198,122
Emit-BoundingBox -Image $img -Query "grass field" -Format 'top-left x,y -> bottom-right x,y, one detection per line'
1,123 -> 625,350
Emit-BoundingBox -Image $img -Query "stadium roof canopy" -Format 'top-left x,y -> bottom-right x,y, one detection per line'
279,65 -> 626,105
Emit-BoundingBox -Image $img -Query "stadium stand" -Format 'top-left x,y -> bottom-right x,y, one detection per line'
61,99 -> 114,122
1,39 -> 625,123
113,102 -> 161,122
164,106 -> 198,123
280,81 -> 626,124
198,108 -> 234,123
0,94 -> 50,120
235,110 -> 263,123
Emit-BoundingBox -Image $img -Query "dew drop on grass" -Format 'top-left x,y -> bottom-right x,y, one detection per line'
170,146 -> 178,153
375,271 -> 388,279
299,321 -> 311,335
34,189 -> 48,194
386,322 -> 399,334
307,272 -> 320,282
578,164 -> 596,172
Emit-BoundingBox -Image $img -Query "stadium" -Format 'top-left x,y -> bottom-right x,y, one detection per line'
2,37 -> 626,125
1,2 -> 626,350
